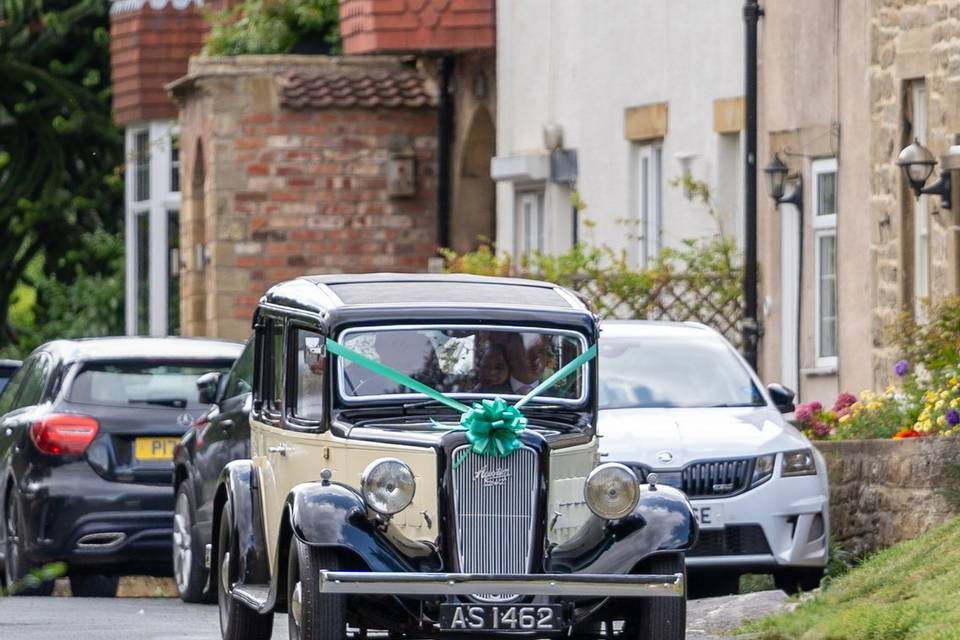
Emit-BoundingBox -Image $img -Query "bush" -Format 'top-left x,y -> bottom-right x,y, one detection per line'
894,296 -> 960,389
204,0 -> 341,56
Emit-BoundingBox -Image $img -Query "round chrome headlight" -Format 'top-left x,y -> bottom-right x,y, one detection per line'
584,463 -> 639,520
361,458 -> 416,515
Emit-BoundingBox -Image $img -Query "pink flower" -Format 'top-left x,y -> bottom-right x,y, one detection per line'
809,401 -> 823,413
812,421 -> 831,438
795,404 -> 814,423
833,392 -> 857,412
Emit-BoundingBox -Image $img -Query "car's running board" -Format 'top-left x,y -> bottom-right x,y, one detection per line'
232,584 -> 271,610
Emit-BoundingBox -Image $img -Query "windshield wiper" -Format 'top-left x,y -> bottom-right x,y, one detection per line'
127,398 -> 188,408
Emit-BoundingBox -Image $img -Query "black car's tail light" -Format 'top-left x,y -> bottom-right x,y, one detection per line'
31,414 -> 100,455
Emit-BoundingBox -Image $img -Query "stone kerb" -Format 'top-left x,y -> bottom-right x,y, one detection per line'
816,438 -> 960,557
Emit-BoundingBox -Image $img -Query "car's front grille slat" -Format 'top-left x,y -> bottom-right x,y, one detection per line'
451,445 -> 538,602
687,524 -> 772,557
679,457 -> 755,498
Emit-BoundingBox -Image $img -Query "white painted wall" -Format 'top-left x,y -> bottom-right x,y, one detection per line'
495,0 -> 744,262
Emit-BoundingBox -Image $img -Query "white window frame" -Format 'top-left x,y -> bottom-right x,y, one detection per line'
812,157 -> 838,368
124,122 -> 182,337
514,187 -> 546,260
911,80 -> 929,319
631,143 -> 663,266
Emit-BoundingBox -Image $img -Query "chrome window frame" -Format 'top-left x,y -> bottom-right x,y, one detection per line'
334,323 -> 590,406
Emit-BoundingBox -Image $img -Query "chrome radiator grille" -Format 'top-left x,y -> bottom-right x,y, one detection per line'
680,458 -> 754,498
451,445 -> 538,602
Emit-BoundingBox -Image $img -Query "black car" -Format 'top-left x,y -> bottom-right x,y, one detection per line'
0,337 -> 241,597
172,336 -> 254,603
0,359 -> 22,397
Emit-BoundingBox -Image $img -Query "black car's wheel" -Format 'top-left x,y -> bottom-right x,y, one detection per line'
623,553 -> 686,640
69,574 -> 119,597
3,491 -> 54,597
217,499 -> 274,640
774,567 -> 824,594
287,539 -> 345,640
174,482 -> 212,603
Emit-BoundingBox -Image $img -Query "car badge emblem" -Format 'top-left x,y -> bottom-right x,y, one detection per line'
656,450 -> 674,464
713,482 -> 735,492
177,413 -> 195,428
474,465 -> 511,487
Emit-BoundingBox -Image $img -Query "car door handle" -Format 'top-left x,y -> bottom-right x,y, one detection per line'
268,444 -> 289,457
4,427 -> 11,437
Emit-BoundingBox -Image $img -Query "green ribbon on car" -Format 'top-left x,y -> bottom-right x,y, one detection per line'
325,338 -> 597,468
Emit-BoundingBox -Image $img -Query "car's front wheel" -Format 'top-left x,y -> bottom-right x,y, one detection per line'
174,482 -> 212,603
623,553 -> 686,640
217,499 -> 274,640
287,538 -> 346,640
3,490 -> 54,597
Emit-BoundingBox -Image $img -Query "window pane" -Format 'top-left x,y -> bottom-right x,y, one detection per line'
136,211 -> 150,335
224,338 -> 255,399
134,131 -> 150,202
817,171 -> 836,217
818,234 -> 838,359
270,322 -> 284,412
294,329 -> 324,421
170,135 -> 180,193
69,360 -> 233,410
168,210 -> 180,336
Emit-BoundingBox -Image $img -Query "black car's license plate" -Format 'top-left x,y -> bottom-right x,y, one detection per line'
440,603 -> 562,631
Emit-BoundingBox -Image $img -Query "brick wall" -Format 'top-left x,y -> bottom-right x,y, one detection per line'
339,0 -> 495,54
170,56 -> 438,340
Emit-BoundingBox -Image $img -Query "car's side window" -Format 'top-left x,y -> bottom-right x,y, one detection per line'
291,328 -> 324,423
264,319 -> 285,417
223,337 -> 255,400
12,354 -> 51,410
0,359 -> 33,415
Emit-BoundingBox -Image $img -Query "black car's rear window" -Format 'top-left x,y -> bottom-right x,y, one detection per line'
69,360 -> 233,410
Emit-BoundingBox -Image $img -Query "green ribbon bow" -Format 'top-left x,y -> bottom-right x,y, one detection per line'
325,337 -> 597,468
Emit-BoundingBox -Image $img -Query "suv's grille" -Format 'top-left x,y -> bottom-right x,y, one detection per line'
634,457 -> 756,498
687,525 -> 772,557
451,446 -> 538,602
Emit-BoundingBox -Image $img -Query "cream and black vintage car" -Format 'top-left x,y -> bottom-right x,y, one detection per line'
212,274 -> 698,640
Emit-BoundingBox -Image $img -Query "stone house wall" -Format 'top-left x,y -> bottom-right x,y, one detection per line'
817,438 -> 960,556
169,56 -> 438,340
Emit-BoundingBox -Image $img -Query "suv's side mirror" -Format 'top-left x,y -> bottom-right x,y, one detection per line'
767,383 -> 796,414
197,371 -> 223,406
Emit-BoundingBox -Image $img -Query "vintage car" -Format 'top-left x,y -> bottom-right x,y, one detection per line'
213,273 -> 698,640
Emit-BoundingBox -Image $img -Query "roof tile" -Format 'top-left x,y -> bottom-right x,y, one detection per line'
279,69 -> 436,111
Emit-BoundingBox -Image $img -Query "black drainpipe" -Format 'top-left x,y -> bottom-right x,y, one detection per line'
437,55 -> 455,250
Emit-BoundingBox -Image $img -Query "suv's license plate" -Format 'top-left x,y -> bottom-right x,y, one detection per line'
440,604 -> 562,631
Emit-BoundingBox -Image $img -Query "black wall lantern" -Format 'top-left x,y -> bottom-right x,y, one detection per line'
764,153 -> 803,208
897,139 -> 951,209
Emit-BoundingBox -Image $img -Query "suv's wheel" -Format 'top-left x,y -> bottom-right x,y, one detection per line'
623,553 -> 686,640
174,483 -> 212,603
773,567 -> 824,594
287,539 -> 346,640
3,491 -> 53,597
217,500 -> 274,640
69,574 -> 119,597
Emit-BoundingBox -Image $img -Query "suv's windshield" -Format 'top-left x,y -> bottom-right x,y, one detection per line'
336,326 -> 587,403
599,334 -> 764,409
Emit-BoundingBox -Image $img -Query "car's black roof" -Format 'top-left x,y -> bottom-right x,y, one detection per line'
258,273 -> 595,333
35,337 -> 243,363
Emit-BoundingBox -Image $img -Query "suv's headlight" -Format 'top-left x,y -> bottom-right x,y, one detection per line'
584,463 -> 639,520
752,454 -> 776,487
361,458 -> 416,515
782,449 -> 817,477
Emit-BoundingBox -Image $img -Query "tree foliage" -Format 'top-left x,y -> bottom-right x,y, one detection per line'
204,0 -> 341,56
0,0 -> 123,350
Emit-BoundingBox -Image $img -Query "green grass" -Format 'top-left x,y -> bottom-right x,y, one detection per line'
739,517 -> 960,639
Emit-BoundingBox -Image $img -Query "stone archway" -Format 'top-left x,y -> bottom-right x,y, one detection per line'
451,106 -> 496,253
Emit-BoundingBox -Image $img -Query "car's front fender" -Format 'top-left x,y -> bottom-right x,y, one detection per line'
546,484 -> 698,574
213,460 -> 271,587
285,481 -> 441,573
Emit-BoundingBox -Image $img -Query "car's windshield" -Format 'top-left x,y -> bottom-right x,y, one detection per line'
336,326 -> 587,403
70,360 -> 234,410
599,333 -> 764,409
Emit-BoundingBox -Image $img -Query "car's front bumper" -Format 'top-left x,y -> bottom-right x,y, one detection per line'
317,571 -> 685,598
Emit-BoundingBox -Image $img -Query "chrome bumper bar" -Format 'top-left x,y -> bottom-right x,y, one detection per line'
317,571 -> 684,598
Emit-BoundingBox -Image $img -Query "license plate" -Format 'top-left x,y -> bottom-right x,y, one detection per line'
440,604 -> 562,631
134,437 -> 179,461
692,502 -> 725,529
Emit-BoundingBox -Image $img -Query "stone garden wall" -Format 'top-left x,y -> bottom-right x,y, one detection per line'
817,438 -> 960,556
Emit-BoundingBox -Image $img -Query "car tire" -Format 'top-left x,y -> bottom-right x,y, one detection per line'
3,490 -> 54,597
217,500 -> 274,640
174,482 -> 213,603
69,574 -> 119,598
774,567 -> 824,594
287,538 -> 346,640
624,553 -> 686,640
